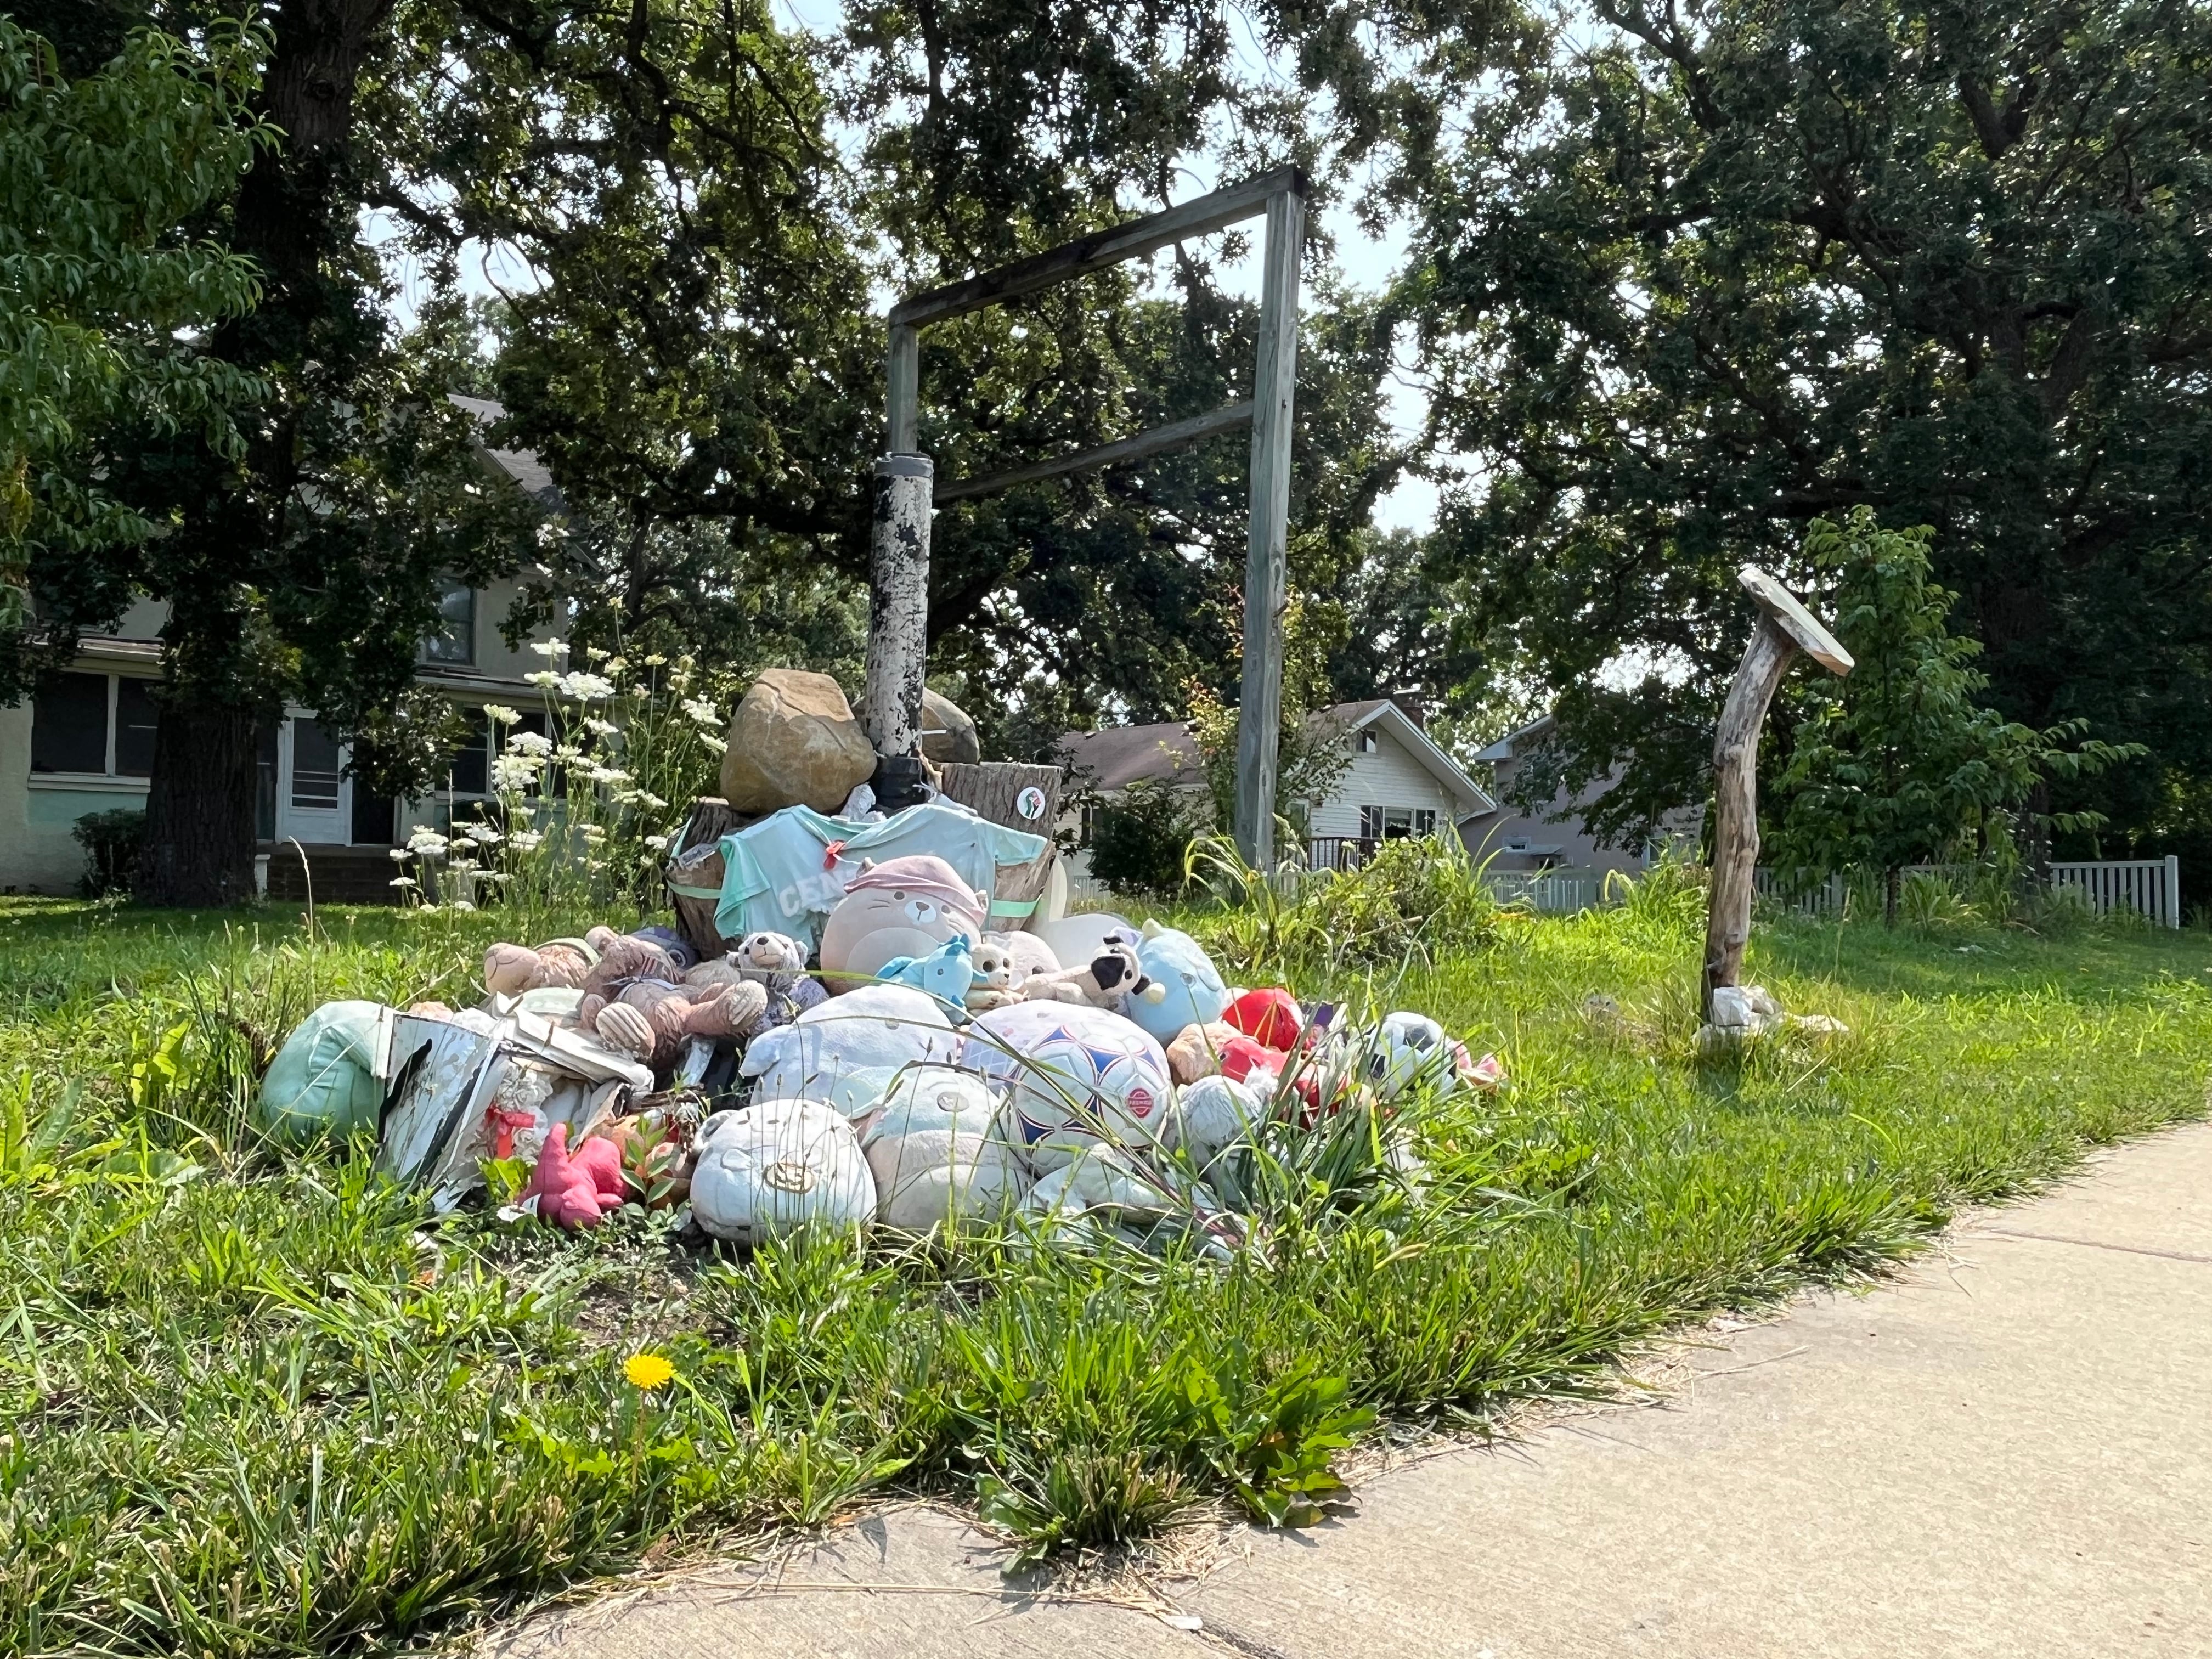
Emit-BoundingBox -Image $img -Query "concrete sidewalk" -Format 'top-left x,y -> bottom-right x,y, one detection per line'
487,1121 -> 2212,1659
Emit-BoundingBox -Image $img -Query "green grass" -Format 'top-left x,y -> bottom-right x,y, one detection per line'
2,883 -> 2207,1656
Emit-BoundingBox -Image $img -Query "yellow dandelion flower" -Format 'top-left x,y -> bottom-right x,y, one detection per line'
623,1352 -> 675,1390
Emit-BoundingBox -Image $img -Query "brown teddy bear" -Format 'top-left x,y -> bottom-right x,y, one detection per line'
573,926 -> 686,1025
482,936 -> 596,997
592,964 -> 768,1067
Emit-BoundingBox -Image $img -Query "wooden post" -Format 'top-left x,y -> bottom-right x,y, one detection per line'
1233,183 -> 1305,869
1701,565 -> 1854,1019
864,454 -> 932,759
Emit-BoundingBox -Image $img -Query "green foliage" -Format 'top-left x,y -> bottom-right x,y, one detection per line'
0,15 -> 268,636
70,807 -> 144,898
1767,509 -> 2142,915
1373,0 -> 2212,856
1184,832 -> 1516,983
1085,778 -> 1207,898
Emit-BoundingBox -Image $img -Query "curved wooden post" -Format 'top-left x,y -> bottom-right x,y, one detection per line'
1701,565 -> 1854,1019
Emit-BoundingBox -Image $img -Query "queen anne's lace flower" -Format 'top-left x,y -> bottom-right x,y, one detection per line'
556,671 -> 617,702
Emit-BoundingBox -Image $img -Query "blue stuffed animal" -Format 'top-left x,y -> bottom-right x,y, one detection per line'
874,933 -> 976,1017
1128,920 -> 1229,1042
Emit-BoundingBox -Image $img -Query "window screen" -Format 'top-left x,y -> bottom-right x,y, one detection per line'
421,579 -> 476,664
31,673 -> 109,774
290,719 -> 344,809
112,678 -> 160,776
448,707 -> 489,795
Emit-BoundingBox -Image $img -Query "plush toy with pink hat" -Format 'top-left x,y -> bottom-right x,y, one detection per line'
817,855 -> 985,994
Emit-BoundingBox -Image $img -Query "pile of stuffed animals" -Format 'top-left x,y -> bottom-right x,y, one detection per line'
270,850 -> 1502,1249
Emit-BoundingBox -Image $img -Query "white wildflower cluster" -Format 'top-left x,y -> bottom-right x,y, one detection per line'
461,822 -> 502,847
556,671 -> 617,702
491,755 -> 539,792
523,670 -> 558,689
507,731 -> 554,758
405,827 -> 449,858
681,697 -> 722,729
508,829 -> 545,853
481,704 -> 521,726
529,640 -> 569,660
584,716 -> 618,738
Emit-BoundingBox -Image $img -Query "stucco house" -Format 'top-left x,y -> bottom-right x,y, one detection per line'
1056,697 -> 1496,877
1458,712 -> 1705,877
0,399 -> 562,897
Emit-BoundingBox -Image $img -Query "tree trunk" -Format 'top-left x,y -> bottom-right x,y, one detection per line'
1884,864 -> 1900,927
133,0 -> 395,907
1701,615 -> 1798,1018
133,698 -> 262,906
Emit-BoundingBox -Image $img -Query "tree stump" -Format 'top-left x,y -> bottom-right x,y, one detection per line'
664,797 -> 752,959
938,760 -> 1063,929
1701,565 -> 1854,1019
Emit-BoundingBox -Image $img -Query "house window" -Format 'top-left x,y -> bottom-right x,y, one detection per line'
421,578 -> 476,665
30,672 -> 159,778
1359,805 -> 1384,840
1354,729 -> 1378,754
1413,809 -> 1437,835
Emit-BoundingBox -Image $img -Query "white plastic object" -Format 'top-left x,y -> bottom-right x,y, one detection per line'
1027,910 -> 1136,971
961,1001 -> 1175,1171
689,1098 -> 876,1242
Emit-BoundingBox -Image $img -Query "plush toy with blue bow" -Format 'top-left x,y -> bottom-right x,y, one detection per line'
874,933 -> 976,1015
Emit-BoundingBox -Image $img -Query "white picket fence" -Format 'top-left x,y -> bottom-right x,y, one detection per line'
1754,857 -> 2182,928
1487,870 -> 1609,915
2048,857 -> 2183,928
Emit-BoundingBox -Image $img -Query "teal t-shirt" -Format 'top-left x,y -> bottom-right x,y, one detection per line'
715,801 -> 1048,949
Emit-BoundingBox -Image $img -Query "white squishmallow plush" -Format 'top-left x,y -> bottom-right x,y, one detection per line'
1171,1073 -> 1267,1177
859,1065 -> 1028,1229
740,983 -> 958,1119
689,1098 -> 876,1243
960,1000 -> 1175,1171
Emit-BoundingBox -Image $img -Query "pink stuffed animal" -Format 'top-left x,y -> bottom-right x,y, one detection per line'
522,1124 -> 627,1229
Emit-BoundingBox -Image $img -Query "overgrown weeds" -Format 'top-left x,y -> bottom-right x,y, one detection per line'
0,886 -> 2205,1652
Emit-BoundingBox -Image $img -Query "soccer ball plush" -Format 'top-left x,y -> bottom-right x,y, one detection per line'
1368,1011 -> 1460,1100
961,1001 -> 1174,1171
689,1098 -> 876,1243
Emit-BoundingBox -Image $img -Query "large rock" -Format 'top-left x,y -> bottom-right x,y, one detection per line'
719,669 -> 877,814
921,688 -> 981,765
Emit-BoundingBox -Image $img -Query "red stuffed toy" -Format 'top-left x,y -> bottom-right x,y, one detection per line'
1217,1034 -> 1283,1087
1225,988 -> 1302,1051
522,1124 -> 628,1229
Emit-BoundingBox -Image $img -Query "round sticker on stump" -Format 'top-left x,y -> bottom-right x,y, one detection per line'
1015,786 -> 1047,821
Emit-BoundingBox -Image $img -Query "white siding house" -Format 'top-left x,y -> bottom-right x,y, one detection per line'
0,399 -> 563,895
1056,698 -> 1494,883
